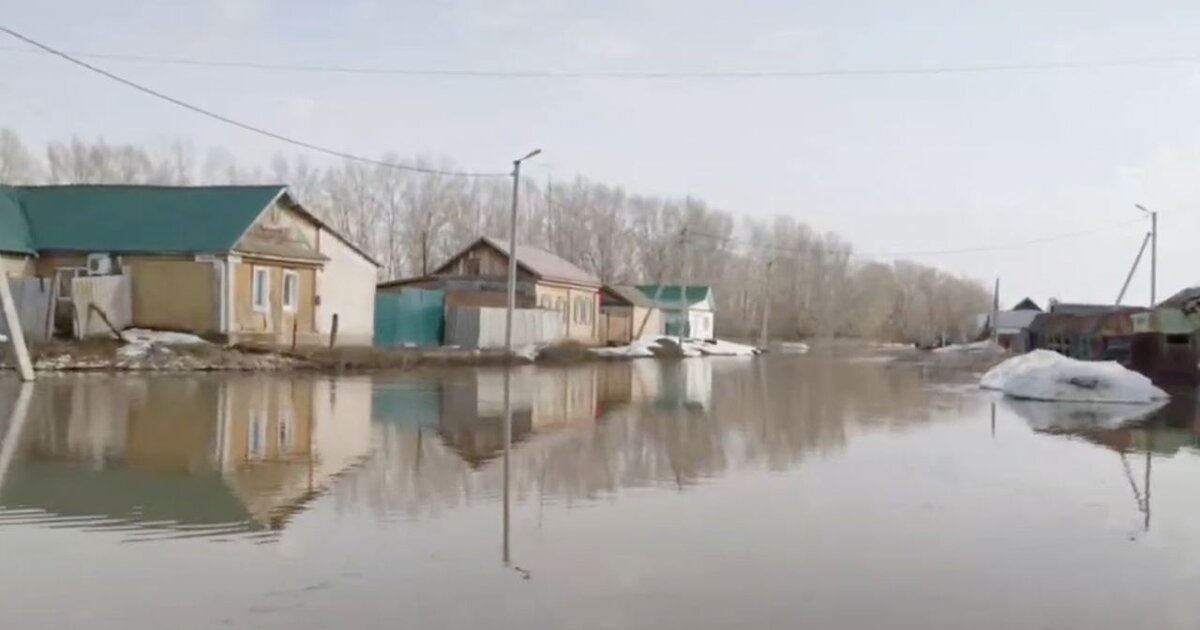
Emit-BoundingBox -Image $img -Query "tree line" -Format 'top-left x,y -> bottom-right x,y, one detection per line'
0,129 -> 990,342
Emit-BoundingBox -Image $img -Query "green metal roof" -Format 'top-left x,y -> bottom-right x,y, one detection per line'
0,186 -> 35,255
9,184 -> 285,253
635,285 -> 712,306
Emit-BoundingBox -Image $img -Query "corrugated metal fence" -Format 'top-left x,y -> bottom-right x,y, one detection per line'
445,306 -> 563,349
72,275 -> 132,338
374,289 -> 445,347
0,277 -> 53,341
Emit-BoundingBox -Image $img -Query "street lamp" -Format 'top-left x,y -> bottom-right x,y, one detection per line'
502,148 -> 540,569
1136,204 -> 1158,306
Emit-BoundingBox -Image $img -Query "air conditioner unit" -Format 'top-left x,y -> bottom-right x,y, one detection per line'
86,253 -> 114,276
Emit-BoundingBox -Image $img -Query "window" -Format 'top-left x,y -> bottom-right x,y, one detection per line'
282,270 -> 299,312
252,266 -> 270,312
1167,334 -> 1191,345
55,267 -> 86,301
573,296 -> 592,325
556,297 -> 568,324
248,410 -> 266,460
540,295 -> 554,310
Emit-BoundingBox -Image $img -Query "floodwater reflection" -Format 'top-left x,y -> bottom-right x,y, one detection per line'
5,358 -> 1200,628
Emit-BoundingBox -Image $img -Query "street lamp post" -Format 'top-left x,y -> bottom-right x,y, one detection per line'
502,148 -> 540,568
1136,204 -> 1157,306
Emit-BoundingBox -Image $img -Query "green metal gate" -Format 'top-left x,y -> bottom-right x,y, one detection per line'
374,289 -> 444,347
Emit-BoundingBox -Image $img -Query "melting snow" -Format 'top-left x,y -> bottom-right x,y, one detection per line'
118,328 -> 209,359
985,351 -> 1168,404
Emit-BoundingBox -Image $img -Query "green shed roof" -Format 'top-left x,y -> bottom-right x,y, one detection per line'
0,186 -> 35,255
13,184 -> 285,253
635,285 -> 712,306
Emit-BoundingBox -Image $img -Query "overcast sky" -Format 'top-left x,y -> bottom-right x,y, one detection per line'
3,0 -> 1200,306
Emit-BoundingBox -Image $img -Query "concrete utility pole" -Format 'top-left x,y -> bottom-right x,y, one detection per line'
1136,205 -> 1158,306
0,260 -> 34,382
758,259 -> 774,350
502,148 -> 540,569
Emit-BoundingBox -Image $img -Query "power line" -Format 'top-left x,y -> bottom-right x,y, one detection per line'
4,43 -> 1200,79
688,219 -> 1143,259
0,27 -> 508,177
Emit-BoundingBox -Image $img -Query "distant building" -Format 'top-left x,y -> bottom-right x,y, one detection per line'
379,236 -> 602,344
978,296 -> 1042,351
599,285 -> 664,344
635,285 -> 715,340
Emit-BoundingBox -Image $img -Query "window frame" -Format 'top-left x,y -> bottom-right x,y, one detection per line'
281,270 -> 299,313
251,266 -> 271,313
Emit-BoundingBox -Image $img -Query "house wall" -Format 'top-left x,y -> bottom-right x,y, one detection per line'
0,253 -> 33,277
314,227 -> 376,346
231,260 -> 317,344
600,305 -> 661,343
129,258 -> 217,334
535,283 -> 599,343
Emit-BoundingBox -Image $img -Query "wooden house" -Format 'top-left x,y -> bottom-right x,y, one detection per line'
0,184 -> 378,346
599,285 -> 664,344
380,236 -> 602,344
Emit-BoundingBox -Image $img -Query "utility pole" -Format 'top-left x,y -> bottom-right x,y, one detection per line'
758,258 -> 774,350
1136,204 -> 1157,306
501,148 -> 539,569
990,278 -> 999,345
678,226 -> 688,345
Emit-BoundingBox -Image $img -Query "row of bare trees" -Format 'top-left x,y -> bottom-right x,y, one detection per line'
0,130 -> 990,342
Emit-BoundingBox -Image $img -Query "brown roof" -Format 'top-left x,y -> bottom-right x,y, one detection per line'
603,285 -> 656,307
434,236 -> 600,287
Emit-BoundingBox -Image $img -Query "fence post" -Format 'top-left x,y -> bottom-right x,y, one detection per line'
0,264 -> 34,382
291,319 -> 298,352
329,313 -> 339,349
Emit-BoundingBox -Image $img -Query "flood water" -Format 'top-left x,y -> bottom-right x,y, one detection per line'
2,356 -> 1200,629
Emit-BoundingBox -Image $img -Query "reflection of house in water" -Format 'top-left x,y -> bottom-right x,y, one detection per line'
433,367 -> 600,467
0,376 -> 372,538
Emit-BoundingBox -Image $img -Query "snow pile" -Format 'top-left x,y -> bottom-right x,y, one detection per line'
933,340 -> 1005,355
591,338 -> 658,358
511,345 -> 540,361
1001,357 -> 1168,404
695,339 -> 757,356
1006,398 -> 1166,431
118,328 -> 208,359
591,337 -> 760,359
980,349 -> 1070,391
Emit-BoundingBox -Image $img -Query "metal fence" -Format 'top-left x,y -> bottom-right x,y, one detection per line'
71,275 -> 132,339
445,306 -> 563,349
374,288 -> 445,347
0,277 -> 54,341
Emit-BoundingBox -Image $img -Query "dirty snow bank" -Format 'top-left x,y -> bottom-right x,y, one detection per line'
980,349 -> 1070,391
591,337 -> 759,359
999,356 -> 1168,404
933,340 -> 1005,355
117,328 -> 209,359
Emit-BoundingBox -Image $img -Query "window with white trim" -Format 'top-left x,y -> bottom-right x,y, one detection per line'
282,270 -> 299,312
252,266 -> 270,312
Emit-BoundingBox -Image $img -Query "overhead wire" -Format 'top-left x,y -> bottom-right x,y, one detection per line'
4,44 -> 1200,78
0,26 -> 508,177
686,218 -> 1144,259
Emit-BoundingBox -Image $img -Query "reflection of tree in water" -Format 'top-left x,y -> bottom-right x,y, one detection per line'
337,359 -> 947,520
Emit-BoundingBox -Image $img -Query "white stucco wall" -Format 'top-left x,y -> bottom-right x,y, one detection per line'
315,231 -> 377,346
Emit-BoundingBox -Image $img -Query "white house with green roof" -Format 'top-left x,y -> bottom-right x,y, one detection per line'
635,285 -> 716,339
0,184 -> 378,346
